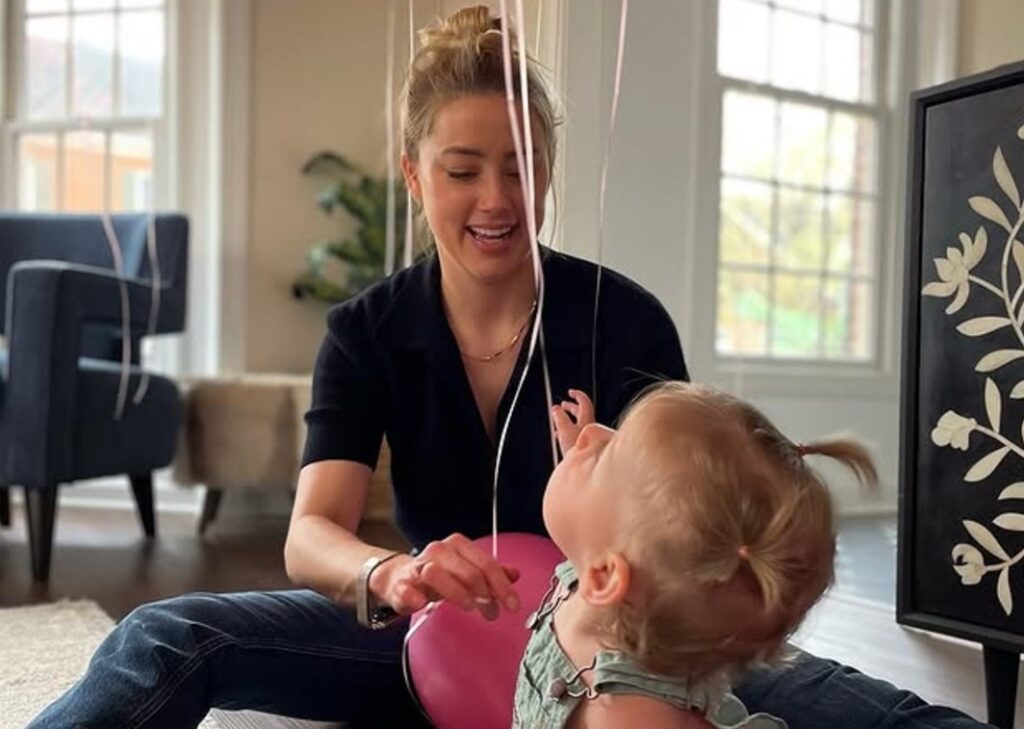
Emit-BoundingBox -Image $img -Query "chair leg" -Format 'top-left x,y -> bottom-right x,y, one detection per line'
198,488 -> 224,535
24,486 -> 58,582
0,486 -> 10,527
129,473 -> 156,538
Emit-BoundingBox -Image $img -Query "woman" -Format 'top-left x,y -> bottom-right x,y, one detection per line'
30,7 -> 986,729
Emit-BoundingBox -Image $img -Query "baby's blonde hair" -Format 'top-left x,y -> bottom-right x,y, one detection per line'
604,382 -> 876,681
401,5 -> 558,173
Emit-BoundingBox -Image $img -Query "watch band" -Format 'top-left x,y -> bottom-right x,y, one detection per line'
356,552 -> 403,629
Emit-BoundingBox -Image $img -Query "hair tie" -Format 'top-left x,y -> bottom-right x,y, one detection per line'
737,545 -> 751,561
795,443 -> 809,457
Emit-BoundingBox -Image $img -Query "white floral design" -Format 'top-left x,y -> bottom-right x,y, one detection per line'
931,411 -> 976,450
922,228 -> 987,314
922,144 -> 1024,616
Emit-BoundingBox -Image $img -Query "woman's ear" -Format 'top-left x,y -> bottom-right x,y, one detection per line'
578,553 -> 631,607
401,152 -> 422,203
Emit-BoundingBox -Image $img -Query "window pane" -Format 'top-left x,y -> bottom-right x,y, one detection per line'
722,91 -> 775,179
64,131 -> 107,212
119,11 -> 164,116
18,134 -> 59,211
119,0 -> 164,7
824,279 -> 873,359
720,178 -> 772,266
824,24 -> 866,102
771,10 -> 821,95
73,13 -> 114,117
829,113 -> 877,193
825,0 -> 866,25
718,0 -> 769,83
776,0 -> 821,12
771,273 -> 821,357
111,130 -> 153,211
827,195 -> 875,275
27,0 -> 67,13
26,16 -> 68,119
717,269 -> 769,356
73,0 -> 114,8
778,102 -> 827,187
777,187 -> 825,270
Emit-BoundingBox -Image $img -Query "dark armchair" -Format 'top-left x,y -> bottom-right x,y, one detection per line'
0,213 -> 188,581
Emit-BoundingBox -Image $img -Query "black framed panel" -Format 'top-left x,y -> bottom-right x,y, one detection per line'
899,60 -> 1024,659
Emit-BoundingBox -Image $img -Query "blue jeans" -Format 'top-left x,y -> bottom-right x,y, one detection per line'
28,589 -> 992,729
27,590 -> 432,729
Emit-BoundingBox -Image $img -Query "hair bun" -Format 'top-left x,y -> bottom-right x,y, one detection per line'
419,5 -> 508,55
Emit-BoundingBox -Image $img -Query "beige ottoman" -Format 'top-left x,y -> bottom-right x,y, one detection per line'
173,374 -> 393,534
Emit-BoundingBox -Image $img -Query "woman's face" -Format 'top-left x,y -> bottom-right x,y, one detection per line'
402,93 -> 549,285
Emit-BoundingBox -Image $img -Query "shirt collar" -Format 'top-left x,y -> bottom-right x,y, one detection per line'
375,249 -> 594,353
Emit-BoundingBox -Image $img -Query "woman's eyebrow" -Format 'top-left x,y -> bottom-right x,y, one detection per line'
440,146 -> 484,157
439,146 -> 541,159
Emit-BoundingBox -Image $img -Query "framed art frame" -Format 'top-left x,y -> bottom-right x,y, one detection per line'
899,61 -> 1024,729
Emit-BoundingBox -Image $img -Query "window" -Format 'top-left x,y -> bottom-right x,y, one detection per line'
6,0 -> 166,212
714,0 -> 880,362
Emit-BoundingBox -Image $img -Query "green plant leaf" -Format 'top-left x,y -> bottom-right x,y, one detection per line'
302,150 -> 360,177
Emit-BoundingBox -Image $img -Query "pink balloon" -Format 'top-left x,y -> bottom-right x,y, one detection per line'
405,533 -> 565,729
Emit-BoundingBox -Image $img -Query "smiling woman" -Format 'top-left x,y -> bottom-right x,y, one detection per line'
23,6 -> 689,728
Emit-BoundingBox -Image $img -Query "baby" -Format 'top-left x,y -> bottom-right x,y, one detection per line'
513,382 -> 877,729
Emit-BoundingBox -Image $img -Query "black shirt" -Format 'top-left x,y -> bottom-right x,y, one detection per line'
302,250 -> 688,550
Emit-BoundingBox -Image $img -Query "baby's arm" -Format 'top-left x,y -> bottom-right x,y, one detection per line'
571,693 -> 715,729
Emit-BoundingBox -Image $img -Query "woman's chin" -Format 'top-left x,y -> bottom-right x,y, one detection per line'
459,233 -> 534,278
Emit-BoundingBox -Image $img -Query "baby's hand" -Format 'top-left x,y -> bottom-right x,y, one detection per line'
551,388 -> 595,457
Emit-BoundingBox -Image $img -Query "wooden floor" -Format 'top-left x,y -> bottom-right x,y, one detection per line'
1,505 -> 1019,728
0,502 -> 406,619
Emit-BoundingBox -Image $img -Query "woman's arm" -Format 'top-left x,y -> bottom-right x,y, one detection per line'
285,459 -> 521,616
284,459 -> 405,606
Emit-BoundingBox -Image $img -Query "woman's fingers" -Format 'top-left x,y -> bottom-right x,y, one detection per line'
405,535 -> 523,616
389,578 -> 431,615
416,560 -> 479,610
451,536 -> 521,613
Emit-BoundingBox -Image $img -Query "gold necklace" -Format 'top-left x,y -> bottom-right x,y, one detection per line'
459,299 -> 538,363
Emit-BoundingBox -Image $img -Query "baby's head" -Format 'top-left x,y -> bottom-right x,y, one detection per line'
543,382 -> 877,681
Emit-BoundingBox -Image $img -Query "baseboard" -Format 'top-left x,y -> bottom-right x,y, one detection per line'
6,475 -> 204,515
837,503 -> 898,517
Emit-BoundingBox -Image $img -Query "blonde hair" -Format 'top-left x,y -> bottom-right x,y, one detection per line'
401,5 -> 558,173
605,382 -> 877,681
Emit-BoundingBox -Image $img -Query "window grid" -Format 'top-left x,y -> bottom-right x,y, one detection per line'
9,0 -> 165,213
715,0 -> 881,362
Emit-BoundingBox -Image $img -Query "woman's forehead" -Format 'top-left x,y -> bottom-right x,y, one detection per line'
426,95 -> 545,154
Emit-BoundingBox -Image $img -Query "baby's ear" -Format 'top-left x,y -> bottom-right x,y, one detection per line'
578,553 -> 631,607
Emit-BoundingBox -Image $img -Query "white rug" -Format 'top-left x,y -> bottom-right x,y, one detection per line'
0,600 -> 223,729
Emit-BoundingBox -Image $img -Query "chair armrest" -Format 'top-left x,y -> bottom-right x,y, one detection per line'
3,261 -> 185,486
6,260 -> 186,335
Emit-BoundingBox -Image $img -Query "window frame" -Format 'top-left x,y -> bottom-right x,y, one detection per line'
688,0 -> 926,397
1,0 -> 172,213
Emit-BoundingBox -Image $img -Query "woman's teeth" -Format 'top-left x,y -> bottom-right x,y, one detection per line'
467,225 -> 515,241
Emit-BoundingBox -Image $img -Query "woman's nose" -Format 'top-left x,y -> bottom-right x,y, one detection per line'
478,171 -> 513,211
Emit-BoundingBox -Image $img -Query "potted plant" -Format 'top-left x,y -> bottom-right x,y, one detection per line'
292,150 -> 408,303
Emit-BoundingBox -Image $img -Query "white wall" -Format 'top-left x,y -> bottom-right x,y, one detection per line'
142,0 -> 1024,517
555,0 -> 909,514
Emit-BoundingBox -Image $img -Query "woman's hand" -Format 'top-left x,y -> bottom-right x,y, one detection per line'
369,533 -> 521,620
551,388 -> 596,457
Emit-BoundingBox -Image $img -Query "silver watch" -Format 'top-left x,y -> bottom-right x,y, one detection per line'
356,552 -> 402,629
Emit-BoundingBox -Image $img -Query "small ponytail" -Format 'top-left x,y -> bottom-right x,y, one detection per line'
797,438 -> 878,492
